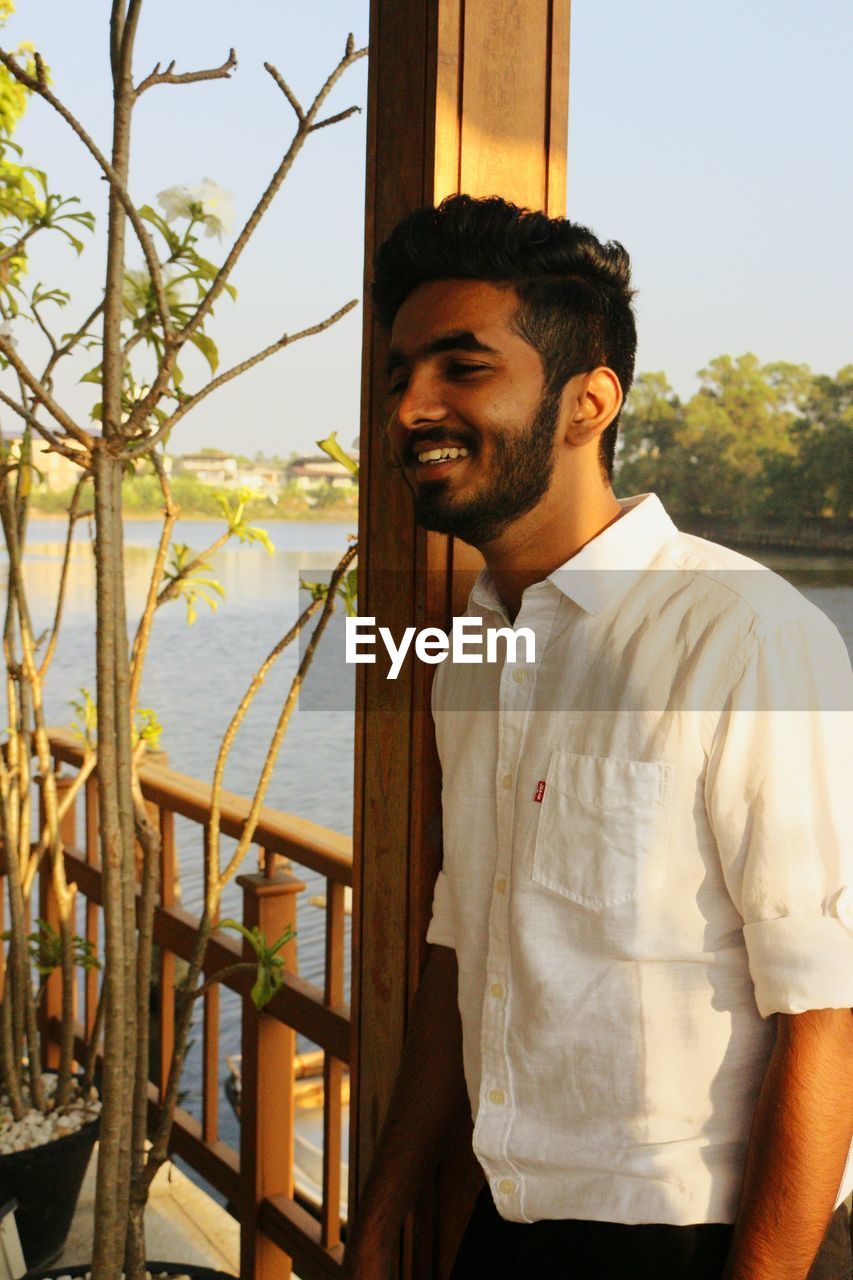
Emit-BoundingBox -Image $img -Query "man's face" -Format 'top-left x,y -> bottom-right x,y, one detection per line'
385,279 -> 562,547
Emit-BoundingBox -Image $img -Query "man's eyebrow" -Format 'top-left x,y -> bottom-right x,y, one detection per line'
385,330 -> 500,379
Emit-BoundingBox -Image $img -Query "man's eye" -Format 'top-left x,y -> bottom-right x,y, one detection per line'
388,378 -> 408,396
447,362 -> 488,377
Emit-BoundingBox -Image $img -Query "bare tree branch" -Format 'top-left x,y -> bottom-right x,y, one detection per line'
42,299 -> 105,388
166,41 -> 366,348
109,0 -> 126,80
0,49 -> 174,345
122,38 -> 365,441
0,335 -> 93,447
38,474 -> 91,679
0,387 -> 91,464
128,453 -> 178,712
218,540 -> 358,885
0,222 -> 42,268
31,303 -> 60,358
262,63 -> 304,121
135,48 -> 237,98
310,105 -> 362,132
124,297 -> 358,457
121,0 -> 145,68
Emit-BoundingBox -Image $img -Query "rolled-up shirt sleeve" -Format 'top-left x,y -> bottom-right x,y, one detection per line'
425,868 -> 456,949
705,610 -> 853,1018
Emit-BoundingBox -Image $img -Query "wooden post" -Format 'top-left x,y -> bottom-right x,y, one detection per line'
37,771 -> 77,1068
238,869 -> 303,1280
353,2 -> 571,1275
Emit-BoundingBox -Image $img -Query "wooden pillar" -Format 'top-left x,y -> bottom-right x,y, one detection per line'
352,3 -> 571,1276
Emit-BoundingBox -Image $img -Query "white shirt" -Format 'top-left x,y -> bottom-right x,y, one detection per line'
426,493 -> 853,1226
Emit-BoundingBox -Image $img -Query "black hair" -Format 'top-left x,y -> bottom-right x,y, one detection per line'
371,194 -> 637,479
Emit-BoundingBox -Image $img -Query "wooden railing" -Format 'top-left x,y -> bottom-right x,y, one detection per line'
40,728 -> 352,1280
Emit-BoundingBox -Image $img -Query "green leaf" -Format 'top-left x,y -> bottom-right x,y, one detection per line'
55,225 -> 84,255
188,330 -> 219,376
218,918 -> 254,944
317,430 -> 358,477
251,966 -> 274,1010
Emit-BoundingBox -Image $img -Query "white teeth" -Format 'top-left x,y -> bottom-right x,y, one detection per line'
417,446 -> 470,464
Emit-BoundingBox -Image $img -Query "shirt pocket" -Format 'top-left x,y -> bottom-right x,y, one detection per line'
531,751 -> 672,910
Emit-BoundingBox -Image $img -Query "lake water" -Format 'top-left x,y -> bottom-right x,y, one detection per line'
9,518 -> 853,1158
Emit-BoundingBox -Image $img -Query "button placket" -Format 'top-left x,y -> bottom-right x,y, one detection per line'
478,603 -> 553,1212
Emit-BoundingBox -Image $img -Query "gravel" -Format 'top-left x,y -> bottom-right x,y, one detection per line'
0,1074 -> 101,1153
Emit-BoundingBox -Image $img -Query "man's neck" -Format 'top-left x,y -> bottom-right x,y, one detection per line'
482,487 -> 623,622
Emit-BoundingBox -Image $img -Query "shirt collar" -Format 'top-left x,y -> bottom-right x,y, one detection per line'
468,494 -> 679,618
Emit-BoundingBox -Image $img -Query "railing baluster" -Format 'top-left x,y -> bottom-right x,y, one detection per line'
85,773 -> 100,1036
38,771 -> 76,1066
202,829 -> 220,1145
239,868 -> 304,1280
158,807 -> 176,1100
322,877 -> 346,1248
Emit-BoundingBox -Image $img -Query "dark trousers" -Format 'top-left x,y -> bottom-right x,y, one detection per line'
450,1186 -> 853,1280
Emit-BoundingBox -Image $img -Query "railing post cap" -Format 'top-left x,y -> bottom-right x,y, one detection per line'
237,870 -> 306,897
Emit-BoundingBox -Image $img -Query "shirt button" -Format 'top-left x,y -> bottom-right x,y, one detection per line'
498,1179 -> 516,1196
835,886 -> 853,931
495,877 -> 507,894
511,668 -> 526,684
489,1088 -> 505,1105
490,982 -> 504,999
500,773 -> 513,789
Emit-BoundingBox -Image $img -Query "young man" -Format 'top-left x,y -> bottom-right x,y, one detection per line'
343,196 -> 853,1279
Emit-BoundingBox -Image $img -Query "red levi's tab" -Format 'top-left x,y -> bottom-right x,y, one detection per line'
534,780 -> 546,803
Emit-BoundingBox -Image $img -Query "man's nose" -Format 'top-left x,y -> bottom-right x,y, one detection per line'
395,369 -> 447,429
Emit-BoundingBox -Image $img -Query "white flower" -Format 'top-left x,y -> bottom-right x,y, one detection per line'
156,177 -> 235,240
156,185 -> 194,224
123,265 -> 186,320
0,319 -> 18,351
122,268 -> 151,319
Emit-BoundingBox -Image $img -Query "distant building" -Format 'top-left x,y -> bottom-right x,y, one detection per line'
286,454 -> 358,492
3,427 -> 87,493
233,464 -> 283,499
172,451 -> 285,499
176,450 -> 238,487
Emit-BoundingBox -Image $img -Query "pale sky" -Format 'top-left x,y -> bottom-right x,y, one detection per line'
3,1 -> 851,458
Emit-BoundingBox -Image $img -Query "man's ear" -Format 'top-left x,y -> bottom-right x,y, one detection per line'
565,367 -> 623,446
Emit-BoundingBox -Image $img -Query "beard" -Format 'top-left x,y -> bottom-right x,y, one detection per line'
412,385 -> 562,546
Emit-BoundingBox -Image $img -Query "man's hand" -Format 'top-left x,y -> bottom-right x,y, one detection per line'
722,1007 -> 853,1280
341,944 -> 469,1278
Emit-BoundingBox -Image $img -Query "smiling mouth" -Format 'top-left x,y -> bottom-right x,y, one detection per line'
410,445 -> 471,479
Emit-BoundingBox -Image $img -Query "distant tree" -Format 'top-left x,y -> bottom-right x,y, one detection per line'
616,355 -> 830,525
616,371 -> 683,494
762,365 -> 853,524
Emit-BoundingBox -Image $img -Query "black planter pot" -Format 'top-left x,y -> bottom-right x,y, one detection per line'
28,1265 -> 236,1279
0,1108 -> 99,1272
